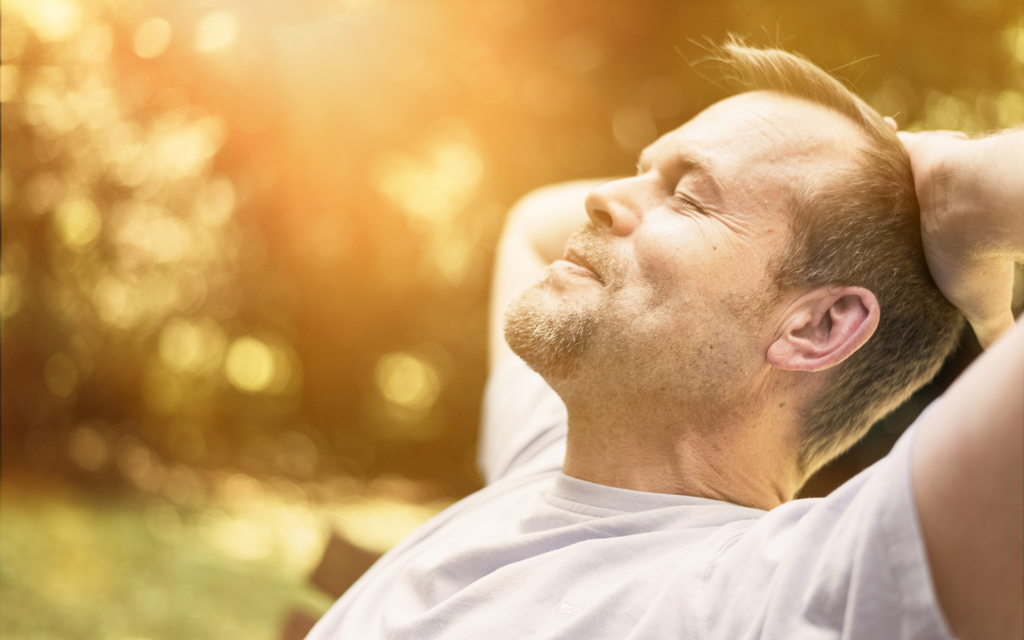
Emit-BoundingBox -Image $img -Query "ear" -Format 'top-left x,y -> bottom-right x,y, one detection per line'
767,286 -> 879,372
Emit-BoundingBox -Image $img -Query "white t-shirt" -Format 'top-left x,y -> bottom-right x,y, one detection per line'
306,356 -> 955,640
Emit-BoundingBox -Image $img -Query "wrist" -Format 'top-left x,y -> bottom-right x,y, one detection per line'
919,138 -> 1022,261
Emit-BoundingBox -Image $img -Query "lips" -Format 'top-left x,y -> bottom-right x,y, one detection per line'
563,247 -> 604,284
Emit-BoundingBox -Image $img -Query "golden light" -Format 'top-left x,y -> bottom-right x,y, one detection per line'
0,169 -> 11,208
375,352 -> 440,413
26,173 -> 64,215
117,209 -> 191,264
225,337 -> 275,393
9,0 -> 82,43
198,509 -> 273,561
69,426 -> 108,471
639,76 -> 685,119
145,502 -> 184,544
54,199 -> 102,249
0,272 -> 23,319
159,317 -> 226,376
194,177 -> 235,226
371,138 -> 484,227
194,11 -> 239,54
222,473 -> 266,513
998,90 -> 1023,127
926,91 -> 970,131
152,118 -> 224,180
1005,24 -> 1024,65
430,232 -> 474,285
24,68 -> 78,135
92,275 -> 139,329
555,126 -> 605,172
133,17 -> 172,59
43,352 -> 78,397
267,346 -> 296,394
0,65 -> 19,102
555,32 -> 608,76
142,367 -> 182,415
479,0 -> 526,28
612,105 -> 658,150
379,42 -> 425,82
115,441 -> 163,495
0,22 -> 27,61
272,504 -> 324,571
328,498 -> 446,555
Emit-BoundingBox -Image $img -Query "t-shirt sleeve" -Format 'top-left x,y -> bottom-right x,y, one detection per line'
700,404 -> 955,640
477,355 -> 568,485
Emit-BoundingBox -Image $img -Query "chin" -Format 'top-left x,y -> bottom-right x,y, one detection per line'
503,279 -> 598,381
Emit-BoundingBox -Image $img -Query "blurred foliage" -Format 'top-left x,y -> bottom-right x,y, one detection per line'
1,0 -> 1022,503
0,473 -> 450,639
1,488 -> 330,640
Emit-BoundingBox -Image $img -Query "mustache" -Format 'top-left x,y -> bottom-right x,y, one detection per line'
564,223 -> 625,287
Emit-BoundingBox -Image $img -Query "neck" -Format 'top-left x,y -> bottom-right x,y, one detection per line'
558,385 -> 804,511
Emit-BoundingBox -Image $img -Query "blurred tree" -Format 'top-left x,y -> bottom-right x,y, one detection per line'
1,0 -> 1021,498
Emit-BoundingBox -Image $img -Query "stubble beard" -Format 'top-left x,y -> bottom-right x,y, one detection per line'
504,283 -> 598,381
503,224 -> 617,381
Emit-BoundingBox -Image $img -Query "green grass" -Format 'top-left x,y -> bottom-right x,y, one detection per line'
1,487 -> 333,640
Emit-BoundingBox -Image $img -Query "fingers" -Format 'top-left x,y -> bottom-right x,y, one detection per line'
896,129 -> 970,145
882,116 -> 971,144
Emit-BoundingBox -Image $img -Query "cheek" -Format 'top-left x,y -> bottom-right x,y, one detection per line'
633,219 -> 745,296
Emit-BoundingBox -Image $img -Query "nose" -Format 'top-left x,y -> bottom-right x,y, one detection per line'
584,177 -> 642,237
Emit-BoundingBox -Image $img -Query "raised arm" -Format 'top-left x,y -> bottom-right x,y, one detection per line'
488,180 -> 604,370
900,128 -> 1024,348
905,128 -> 1024,640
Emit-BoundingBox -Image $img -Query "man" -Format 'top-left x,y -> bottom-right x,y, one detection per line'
308,41 -> 1022,639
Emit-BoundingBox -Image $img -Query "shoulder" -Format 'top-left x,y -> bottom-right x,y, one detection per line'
701,413 -> 954,640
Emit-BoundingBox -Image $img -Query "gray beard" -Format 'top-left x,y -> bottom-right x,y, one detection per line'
503,283 -> 598,381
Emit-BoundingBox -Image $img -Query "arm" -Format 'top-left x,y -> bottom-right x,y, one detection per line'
900,128 -> 1024,347
904,129 -> 1024,640
488,180 -> 604,370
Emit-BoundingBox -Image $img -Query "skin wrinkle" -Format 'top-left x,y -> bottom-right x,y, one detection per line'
637,153 -> 726,209
643,150 -> 766,245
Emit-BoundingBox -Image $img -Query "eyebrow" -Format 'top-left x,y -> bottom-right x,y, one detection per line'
636,148 -> 723,198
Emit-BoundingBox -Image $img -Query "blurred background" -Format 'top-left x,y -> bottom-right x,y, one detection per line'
1,0 -> 1021,637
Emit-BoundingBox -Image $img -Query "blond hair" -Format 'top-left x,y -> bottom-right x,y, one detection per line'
709,38 -> 964,476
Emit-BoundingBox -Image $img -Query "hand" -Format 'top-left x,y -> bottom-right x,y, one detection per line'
897,128 -> 1023,348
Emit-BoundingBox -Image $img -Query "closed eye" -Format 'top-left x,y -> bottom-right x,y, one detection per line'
672,193 -> 703,213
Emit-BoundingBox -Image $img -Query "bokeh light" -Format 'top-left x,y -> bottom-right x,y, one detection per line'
0,65 -> 19,102
1,0 -> 1021,637
375,351 -> 441,414
54,199 -> 101,248
10,0 -> 82,43
225,337 -> 276,393
194,11 -> 239,54
134,17 -> 172,59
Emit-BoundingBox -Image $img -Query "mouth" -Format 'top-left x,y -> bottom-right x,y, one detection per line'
560,246 -> 604,285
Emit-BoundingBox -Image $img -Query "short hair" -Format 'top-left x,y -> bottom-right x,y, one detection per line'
708,38 -> 964,476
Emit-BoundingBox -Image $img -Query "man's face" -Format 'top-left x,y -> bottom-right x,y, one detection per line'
505,92 -> 860,409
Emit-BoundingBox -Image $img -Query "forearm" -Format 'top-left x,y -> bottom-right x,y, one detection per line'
488,179 -> 604,369
510,179 -> 605,263
920,130 -> 1024,261
907,128 -> 1024,347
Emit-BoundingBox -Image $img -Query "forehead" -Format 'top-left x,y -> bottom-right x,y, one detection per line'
640,92 -> 861,188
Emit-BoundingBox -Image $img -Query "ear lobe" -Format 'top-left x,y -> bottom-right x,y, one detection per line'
767,287 -> 880,373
